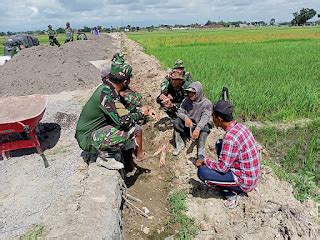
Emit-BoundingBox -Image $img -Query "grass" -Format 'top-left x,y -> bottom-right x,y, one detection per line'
19,224 -> 44,240
128,27 -> 320,204
252,120 -> 320,202
128,27 -> 320,122
168,191 -> 199,239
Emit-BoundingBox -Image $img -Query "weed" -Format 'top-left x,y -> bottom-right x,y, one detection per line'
169,191 -> 199,239
20,224 -> 44,240
257,120 -> 320,202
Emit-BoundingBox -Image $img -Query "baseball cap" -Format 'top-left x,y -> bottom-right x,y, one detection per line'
213,100 -> 233,116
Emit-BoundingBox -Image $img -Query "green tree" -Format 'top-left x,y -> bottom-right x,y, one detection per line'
291,8 -> 317,25
270,18 -> 276,25
56,27 -> 65,34
82,26 -> 91,32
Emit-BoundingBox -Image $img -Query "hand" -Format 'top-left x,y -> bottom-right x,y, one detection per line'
140,106 -> 150,115
148,108 -> 159,120
163,99 -> 173,108
159,94 -> 167,101
167,94 -> 173,100
192,128 -> 201,140
185,117 -> 193,128
195,159 -> 204,168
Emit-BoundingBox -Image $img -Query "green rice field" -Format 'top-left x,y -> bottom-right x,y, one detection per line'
128,27 -> 320,122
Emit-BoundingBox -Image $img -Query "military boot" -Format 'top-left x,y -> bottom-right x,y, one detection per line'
97,151 -> 124,170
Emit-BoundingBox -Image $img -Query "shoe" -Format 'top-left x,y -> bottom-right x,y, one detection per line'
125,167 -> 138,178
172,131 -> 185,156
223,194 -> 240,209
172,144 -> 184,156
96,157 -> 124,170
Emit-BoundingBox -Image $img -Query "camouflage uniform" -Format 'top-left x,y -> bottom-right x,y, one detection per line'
157,66 -> 193,119
76,31 -> 88,40
64,23 -> 73,43
47,26 -> 60,46
75,63 -> 144,153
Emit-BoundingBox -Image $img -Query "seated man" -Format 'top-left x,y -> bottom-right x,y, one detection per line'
195,100 -> 261,208
173,81 -> 212,159
156,60 -> 193,120
173,59 -> 192,83
75,62 -> 152,172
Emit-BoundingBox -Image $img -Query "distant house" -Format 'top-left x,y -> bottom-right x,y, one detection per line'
239,24 -> 249,28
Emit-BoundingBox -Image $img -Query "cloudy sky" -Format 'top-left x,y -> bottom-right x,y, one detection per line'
1,0 -> 319,32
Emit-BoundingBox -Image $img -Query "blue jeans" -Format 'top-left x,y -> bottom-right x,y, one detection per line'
197,139 -> 243,194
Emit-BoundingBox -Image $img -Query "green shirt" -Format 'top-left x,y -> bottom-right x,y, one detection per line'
75,83 -> 143,152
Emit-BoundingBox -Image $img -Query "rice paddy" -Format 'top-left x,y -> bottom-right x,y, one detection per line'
128,27 -> 320,122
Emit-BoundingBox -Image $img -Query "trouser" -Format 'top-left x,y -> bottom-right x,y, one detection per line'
64,38 -> 73,43
197,139 -> 243,194
49,36 -> 60,46
173,118 -> 211,159
91,125 -> 139,152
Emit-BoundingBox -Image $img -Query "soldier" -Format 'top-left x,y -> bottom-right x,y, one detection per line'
76,29 -> 88,40
64,22 -> 73,43
111,52 -> 147,161
156,60 -> 193,121
47,25 -> 60,47
157,66 -> 193,121
75,62 -> 153,173
173,59 -> 192,83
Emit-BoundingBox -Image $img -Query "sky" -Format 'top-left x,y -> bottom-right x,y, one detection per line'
0,0 -> 319,32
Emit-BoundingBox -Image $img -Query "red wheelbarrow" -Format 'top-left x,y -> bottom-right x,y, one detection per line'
0,95 -> 49,167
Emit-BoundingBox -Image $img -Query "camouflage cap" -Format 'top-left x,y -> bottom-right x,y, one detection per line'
174,59 -> 184,69
169,69 -> 184,80
48,25 -> 52,28
112,53 -> 125,65
109,62 -> 132,83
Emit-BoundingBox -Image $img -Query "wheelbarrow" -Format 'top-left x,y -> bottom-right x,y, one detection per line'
0,95 -> 49,167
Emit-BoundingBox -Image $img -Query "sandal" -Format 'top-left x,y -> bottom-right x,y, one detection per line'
125,167 -> 138,178
223,194 -> 240,209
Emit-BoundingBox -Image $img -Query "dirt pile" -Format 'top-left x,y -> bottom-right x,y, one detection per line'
0,35 -> 117,97
0,35 -> 123,239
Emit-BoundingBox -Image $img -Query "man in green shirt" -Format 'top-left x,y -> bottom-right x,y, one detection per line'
157,59 -> 193,120
75,62 -> 152,171
47,25 -> 60,46
64,22 -> 73,43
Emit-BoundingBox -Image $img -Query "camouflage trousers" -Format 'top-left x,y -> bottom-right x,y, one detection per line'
49,36 -> 60,46
91,125 -> 140,152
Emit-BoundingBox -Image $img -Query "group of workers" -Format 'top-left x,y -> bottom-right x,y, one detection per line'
75,54 -> 261,208
47,22 -> 89,47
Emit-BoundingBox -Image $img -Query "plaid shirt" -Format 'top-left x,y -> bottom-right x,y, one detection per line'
204,121 -> 260,192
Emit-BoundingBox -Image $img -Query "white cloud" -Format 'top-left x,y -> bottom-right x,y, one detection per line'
29,7 -> 39,17
0,0 -> 319,31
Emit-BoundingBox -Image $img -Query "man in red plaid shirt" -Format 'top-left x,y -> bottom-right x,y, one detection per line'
195,100 -> 260,208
